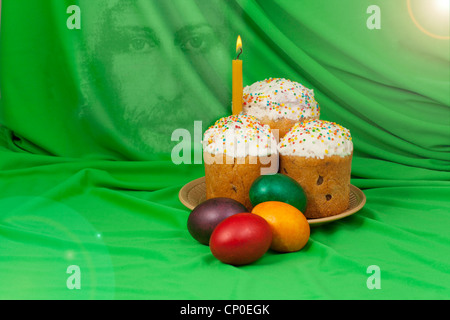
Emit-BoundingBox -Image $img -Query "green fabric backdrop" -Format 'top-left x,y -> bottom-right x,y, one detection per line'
0,0 -> 449,299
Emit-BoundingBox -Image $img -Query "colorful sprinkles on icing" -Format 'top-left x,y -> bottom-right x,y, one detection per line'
203,114 -> 278,158
243,78 -> 320,121
278,120 -> 353,159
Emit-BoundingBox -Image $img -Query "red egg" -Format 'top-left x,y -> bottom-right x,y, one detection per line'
209,213 -> 272,266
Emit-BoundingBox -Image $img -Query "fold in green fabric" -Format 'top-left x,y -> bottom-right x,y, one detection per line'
0,0 -> 449,299
0,143 -> 449,299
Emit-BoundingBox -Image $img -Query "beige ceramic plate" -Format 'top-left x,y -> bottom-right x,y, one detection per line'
179,176 -> 366,226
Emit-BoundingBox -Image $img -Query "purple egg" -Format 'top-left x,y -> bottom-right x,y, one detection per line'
187,197 -> 248,245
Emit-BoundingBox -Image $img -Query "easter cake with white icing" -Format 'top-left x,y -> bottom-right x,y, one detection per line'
242,78 -> 320,139
278,119 -> 353,218
203,114 -> 278,210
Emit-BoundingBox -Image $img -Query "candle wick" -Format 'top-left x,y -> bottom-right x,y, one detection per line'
236,47 -> 243,60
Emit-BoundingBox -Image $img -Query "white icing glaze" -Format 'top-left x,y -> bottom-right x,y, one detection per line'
278,120 -> 353,159
242,78 -> 320,121
203,114 -> 278,158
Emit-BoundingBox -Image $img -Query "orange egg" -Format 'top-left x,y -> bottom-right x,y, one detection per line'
252,201 -> 310,253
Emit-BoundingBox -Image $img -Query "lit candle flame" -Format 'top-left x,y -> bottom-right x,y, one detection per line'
232,35 -> 243,114
236,35 -> 243,59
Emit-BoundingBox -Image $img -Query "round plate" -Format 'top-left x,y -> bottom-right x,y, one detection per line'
179,177 -> 366,226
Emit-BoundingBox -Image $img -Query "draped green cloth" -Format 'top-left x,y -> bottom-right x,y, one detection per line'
0,0 -> 449,299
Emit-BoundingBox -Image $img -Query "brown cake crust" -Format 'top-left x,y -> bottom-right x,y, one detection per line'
204,152 -> 274,211
279,153 -> 353,219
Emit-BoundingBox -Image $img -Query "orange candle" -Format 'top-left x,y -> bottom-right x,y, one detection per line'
232,36 -> 243,115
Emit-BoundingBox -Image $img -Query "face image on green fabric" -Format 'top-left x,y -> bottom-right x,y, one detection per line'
76,0 -> 234,156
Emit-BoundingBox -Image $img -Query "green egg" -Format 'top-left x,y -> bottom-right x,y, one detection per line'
249,173 -> 307,213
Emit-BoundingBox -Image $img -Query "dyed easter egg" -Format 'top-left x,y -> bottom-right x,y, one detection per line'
252,201 -> 310,253
249,173 -> 307,212
209,213 -> 272,266
187,197 -> 247,245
